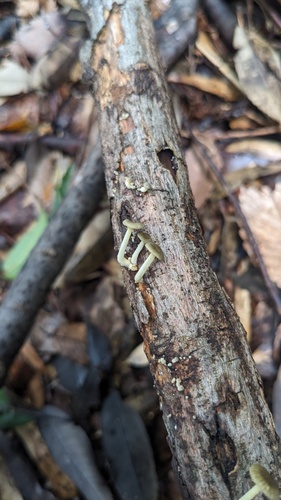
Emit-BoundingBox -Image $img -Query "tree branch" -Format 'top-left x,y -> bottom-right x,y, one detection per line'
81,0 -> 281,498
0,146 -> 105,384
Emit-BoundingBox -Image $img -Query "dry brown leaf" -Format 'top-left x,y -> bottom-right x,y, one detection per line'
168,72 -> 240,101
212,163 -> 281,200
56,209 -> 111,286
26,144 -> 69,210
25,372 -> 45,408
196,31 -> 241,90
233,26 -> 281,123
185,147 -> 213,208
0,94 -> 40,132
87,277 -> 129,356
229,116 -> 256,130
7,341 -> 45,391
234,286 -> 251,342
16,0 -> 40,18
16,422 -> 77,499
31,310 -> 88,364
0,454 -> 23,500
0,162 -> 26,203
225,139 -> 281,160
238,183 -> 281,287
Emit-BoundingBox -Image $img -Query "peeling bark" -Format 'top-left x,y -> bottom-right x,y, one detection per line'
80,0 -> 281,498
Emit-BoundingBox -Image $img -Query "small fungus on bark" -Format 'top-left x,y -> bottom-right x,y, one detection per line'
129,231 -> 151,269
117,219 -> 143,269
134,241 -> 164,283
239,464 -> 279,500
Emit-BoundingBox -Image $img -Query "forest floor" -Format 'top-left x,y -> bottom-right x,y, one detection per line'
0,0 -> 281,498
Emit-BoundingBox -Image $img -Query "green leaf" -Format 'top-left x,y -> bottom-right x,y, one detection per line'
52,164 -> 74,214
0,389 -> 32,430
2,210 -> 48,280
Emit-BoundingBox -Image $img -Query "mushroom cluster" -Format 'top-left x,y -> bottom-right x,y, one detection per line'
117,219 -> 163,282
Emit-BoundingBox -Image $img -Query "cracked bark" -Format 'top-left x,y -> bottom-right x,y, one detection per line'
79,0 -> 281,498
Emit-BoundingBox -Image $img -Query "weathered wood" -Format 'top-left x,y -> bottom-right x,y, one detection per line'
81,0 -> 281,498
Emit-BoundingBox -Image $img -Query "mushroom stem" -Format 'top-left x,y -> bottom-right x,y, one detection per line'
238,464 -> 279,500
130,243 -> 145,268
134,253 -> 155,283
129,232 -> 151,269
117,220 -> 144,268
117,228 -> 132,267
238,484 -> 261,500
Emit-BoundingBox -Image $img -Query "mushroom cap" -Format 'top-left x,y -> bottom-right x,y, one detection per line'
138,232 -> 151,243
250,464 -> 279,500
123,219 -> 144,230
145,241 -> 164,260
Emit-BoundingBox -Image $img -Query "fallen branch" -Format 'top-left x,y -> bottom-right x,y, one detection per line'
0,0 -> 194,386
80,0 -> 281,498
0,146 -> 105,384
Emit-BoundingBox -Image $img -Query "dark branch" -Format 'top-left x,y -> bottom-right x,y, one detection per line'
0,146 -> 105,385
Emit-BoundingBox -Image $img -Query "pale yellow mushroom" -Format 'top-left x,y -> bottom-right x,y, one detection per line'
134,241 -> 164,283
117,219 -> 143,268
129,232 -> 151,269
239,464 -> 279,500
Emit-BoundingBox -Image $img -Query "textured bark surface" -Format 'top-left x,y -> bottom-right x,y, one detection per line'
80,0 -> 281,498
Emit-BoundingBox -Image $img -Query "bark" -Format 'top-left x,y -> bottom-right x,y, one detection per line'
80,0 -> 281,498
0,146 -> 105,384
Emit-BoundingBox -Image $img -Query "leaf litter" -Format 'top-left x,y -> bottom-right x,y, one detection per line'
1,0 -> 281,498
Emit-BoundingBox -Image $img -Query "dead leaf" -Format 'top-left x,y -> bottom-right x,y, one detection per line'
0,453 -> 23,500
13,12 -> 65,61
249,30 -> 281,81
196,31 -> 241,90
185,147 -> 213,208
56,209 -> 112,285
238,183 -> 281,287
0,60 -> 31,97
31,310 -> 88,364
168,72 -> 240,101
252,343 -> 277,379
16,0 -> 40,18
0,94 -> 40,132
126,342 -> 148,367
0,162 -> 26,203
31,37 -> 81,90
16,421 -> 77,498
233,26 -> 281,123
38,413 -> 113,500
0,188 -> 36,237
212,163 -> 281,200
102,391 -> 158,500
225,139 -> 281,160
234,286 -> 251,342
